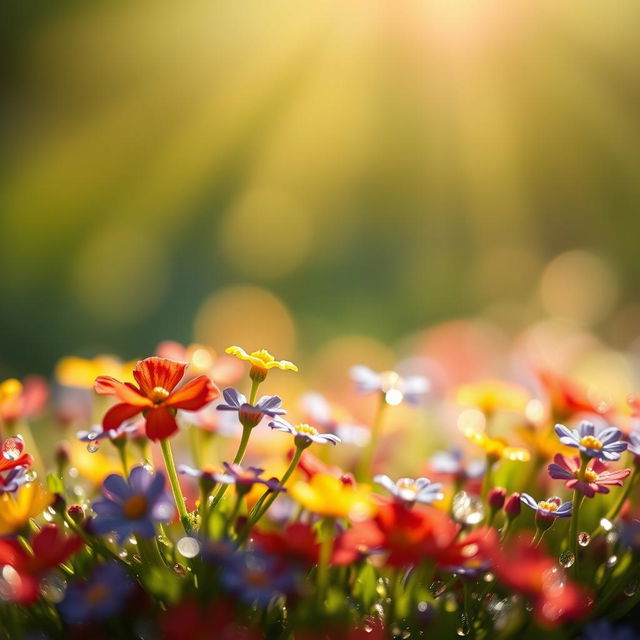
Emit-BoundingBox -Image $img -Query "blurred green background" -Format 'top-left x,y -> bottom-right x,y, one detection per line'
2,0 -> 640,376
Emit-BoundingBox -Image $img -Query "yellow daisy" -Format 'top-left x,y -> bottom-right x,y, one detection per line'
225,346 -> 297,381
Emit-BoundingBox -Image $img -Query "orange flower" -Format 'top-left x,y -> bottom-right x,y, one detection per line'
94,357 -> 219,441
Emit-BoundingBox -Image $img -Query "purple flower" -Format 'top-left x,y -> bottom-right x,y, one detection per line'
217,388 -> 286,429
269,416 -> 341,447
374,474 -> 443,504
521,493 -> 572,519
627,431 -> 640,457
554,420 -> 627,461
91,466 -> 174,542
580,621 -> 637,640
350,366 -> 430,406
300,392 -> 370,447
428,447 -> 485,481
220,551 -> 296,605
217,462 -> 284,493
0,466 -> 31,494
77,422 -> 138,442
57,563 -> 134,624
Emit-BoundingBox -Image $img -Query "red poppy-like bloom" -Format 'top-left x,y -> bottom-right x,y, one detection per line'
94,357 -> 219,441
548,453 -> 631,498
333,500 -> 493,568
538,369 -> 609,421
252,522 -> 320,567
0,524 -> 83,604
490,534 -> 590,628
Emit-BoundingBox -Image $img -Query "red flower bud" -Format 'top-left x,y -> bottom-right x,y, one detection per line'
488,487 -> 506,511
504,492 -> 521,519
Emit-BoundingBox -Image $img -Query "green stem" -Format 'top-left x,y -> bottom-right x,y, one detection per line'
160,438 -> 190,534
481,458 -> 496,502
316,517 -> 335,606
233,425 -> 252,465
569,456 -> 588,573
356,394 -> 387,481
237,445 -> 304,544
249,378 -> 260,404
226,492 -> 244,537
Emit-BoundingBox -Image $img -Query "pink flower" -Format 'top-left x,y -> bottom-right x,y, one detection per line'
548,453 -> 631,498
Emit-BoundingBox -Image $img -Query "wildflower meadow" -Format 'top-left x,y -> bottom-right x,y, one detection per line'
1,337 -> 640,639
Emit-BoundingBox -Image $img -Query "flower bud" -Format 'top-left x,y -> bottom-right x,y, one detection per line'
504,492 -> 521,519
488,487 -> 506,511
340,473 -> 356,487
67,504 -> 85,524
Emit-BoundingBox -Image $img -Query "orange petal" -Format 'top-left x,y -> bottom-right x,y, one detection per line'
94,377 -> 151,407
133,357 -> 187,396
165,375 -> 219,411
145,406 -> 179,441
103,403 -> 143,431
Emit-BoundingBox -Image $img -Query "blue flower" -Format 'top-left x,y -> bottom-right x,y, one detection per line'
350,366 -> 430,406
428,447 -> 485,481
521,494 -> 572,518
217,387 -> 286,429
77,421 -> 138,442
220,551 -> 296,605
554,420 -> 627,461
0,466 -> 31,494
374,474 -> 443,504
91,466 -> 174,542
580,621 -> 637,640
269,416 -> 341,447
58,563 -> 134,624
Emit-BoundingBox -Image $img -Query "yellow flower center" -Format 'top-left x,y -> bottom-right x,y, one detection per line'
295,424 -> 318,437
149,386 -> 170,404
123,494 -> 148,519
538,501 -> 558,512
579,435 -> 603,450
396,478 -> 419,499
583,469 -> 598,483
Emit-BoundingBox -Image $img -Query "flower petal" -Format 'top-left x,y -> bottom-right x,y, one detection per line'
144,407 -> 179,441
102,474 -> 130,502
165,375 -> 219,411
94,377 -> 151,407
103,403 -> 143,432
133,357 -> 187,395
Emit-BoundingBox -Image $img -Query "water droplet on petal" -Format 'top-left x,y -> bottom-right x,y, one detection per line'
86,441 -> 100,453
39,574 -> 67,603
606,555 -> 618,568
23,469 -> 37,482
624,579 -> 639,597
1,436 -> 24,460
578,532 -> 590,547
176,536 -> 200,558
429,580 -> 446,598
559,550 -> 575,568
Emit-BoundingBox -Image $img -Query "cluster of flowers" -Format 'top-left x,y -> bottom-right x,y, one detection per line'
1,344 -> 640,639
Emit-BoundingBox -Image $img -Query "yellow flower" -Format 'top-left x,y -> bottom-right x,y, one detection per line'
0,483 -> 54,535
289,473 -> 376,521
456,380 -> 530,415
225,346 -> 297,381
0,378 -> 22,406
463,428 -> 530,463
55,355 -> 137,389
70,441 -> 121,485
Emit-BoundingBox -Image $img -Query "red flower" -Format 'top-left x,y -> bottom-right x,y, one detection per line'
0,376 -> 48,424
490,534 -> 590,628
94,357 -> 219,440
0,524 -> 83,604
253,523 -> 320,567
333,501 -> 491,568
538,369 -> 609,421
